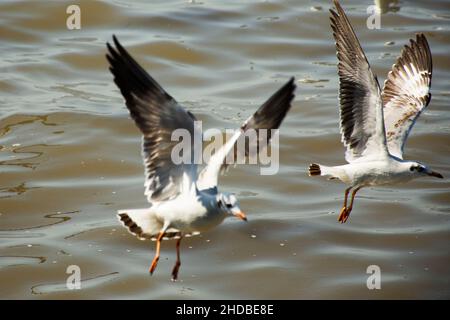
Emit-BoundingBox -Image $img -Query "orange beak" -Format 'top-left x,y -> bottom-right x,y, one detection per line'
233,211 -> 247,221
428,171 -> 443,179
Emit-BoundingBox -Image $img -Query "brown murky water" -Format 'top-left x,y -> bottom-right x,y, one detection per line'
1,0 -> 449,299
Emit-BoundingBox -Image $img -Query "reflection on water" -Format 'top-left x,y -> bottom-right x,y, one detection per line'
0,182 -> 35,198
375,0 -> 400,14
0,256 -> 46,269
0,0 -> 449,299
31,272 -> 119,295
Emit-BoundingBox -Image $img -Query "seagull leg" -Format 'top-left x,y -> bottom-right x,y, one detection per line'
341,186 -> 362,223
338,187 -> 352,223
171,236 -> 183,281
149,231 -> 165,275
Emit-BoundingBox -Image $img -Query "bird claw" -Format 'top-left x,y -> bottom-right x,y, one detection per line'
338,207 -> 350,223
171,262 -> 181,281
149,257 -> 159,275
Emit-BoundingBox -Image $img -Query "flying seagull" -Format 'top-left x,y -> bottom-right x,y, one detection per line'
106,35 -> 295,280
308,0 -> 443,223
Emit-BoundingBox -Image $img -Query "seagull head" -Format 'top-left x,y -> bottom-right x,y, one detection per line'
406,161 -> 443,179
217,193 -> 247,221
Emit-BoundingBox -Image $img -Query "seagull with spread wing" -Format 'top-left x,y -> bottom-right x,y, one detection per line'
106,36 -> 295,280
308,0 -> 443,223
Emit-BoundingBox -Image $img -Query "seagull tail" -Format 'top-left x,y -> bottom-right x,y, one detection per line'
117,209 -> 163,241
308,163 -> 322,176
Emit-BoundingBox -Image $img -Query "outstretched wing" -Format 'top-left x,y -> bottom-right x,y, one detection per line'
330,0 -> 389,163
382,34 -> 432,159
106,35 -> 199,202
196,77 -> 295,191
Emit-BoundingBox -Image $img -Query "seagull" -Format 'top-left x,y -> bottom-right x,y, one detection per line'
106,35 -> 295,280
308,0 -> 443,223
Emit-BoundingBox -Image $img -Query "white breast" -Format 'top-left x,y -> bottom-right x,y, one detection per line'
152,191 -> 224,233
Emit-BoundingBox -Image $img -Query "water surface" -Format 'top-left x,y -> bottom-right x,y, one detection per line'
0,0 -> 449,299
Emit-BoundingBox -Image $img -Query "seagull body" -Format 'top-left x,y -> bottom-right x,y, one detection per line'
144,179 -> 233,235
106,36 -> 295,279
319,157 -> 432,186
309,0 -> 442,223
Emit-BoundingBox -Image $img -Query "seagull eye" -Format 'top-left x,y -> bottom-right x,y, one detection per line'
226,203 -> 233,209
409,166 -> 415,172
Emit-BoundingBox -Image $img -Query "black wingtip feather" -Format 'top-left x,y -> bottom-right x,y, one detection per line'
241,77 -> 296,132
105,35 -> 180,130
308,163 -> 321,176
118,213 -> 144,238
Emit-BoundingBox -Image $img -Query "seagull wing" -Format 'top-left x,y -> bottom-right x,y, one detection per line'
382,34 -> 432,159
330,0 -> 389,163
106,35 -> 199,203
197,77 -> 296,191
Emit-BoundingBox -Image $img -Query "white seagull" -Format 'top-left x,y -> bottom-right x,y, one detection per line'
106,36 -> 295,280
308,0 -> 443,223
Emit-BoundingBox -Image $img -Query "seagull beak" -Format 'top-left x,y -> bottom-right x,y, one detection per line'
233,211 -> 247,222
428,171 -> 444,179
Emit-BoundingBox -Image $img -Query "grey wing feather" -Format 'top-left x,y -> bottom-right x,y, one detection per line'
382,34 -> 432,159
106,35 -> 199,202
330,0 -> 389,162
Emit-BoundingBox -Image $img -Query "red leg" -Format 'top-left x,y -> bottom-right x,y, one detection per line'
149,231 -> 165,274
340,186 -> 362,223
171,237 -> 182,281
338,187 -> 352,223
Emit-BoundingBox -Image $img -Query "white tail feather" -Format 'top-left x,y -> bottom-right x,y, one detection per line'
319,165 -> 335,177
